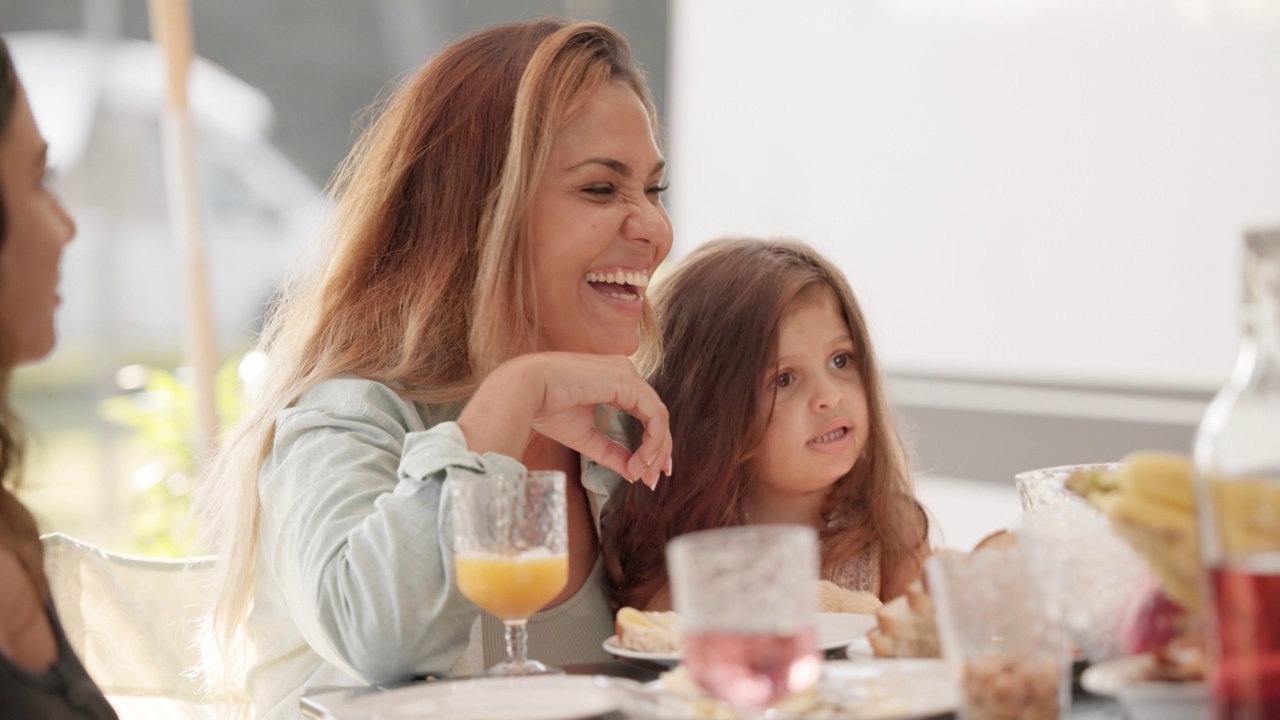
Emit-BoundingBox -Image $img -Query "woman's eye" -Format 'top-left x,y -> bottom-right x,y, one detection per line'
646,182 -> 669,196
583,184 -> 615,197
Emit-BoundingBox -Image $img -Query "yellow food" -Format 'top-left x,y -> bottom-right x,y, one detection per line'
1065,451 -> 1280,615
615,606 -> 683,653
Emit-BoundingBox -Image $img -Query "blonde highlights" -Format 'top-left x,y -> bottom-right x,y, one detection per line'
194,19 -> 658,682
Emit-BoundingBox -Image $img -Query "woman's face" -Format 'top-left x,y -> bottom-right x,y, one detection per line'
0,82 -> 76,367
527,80 -> 673,356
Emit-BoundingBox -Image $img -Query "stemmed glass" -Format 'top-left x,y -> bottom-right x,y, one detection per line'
667,525 -> 823,717
447,470 -> 569,675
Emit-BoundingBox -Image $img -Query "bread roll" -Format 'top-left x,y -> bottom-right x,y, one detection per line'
973,529 -> 1019,553
816,580 -> 883,614
870,586 -> 941,658
615,606 -> 683,653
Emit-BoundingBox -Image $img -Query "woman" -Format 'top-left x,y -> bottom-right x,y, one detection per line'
195,19 -> 674,718
0,35 -> 113,719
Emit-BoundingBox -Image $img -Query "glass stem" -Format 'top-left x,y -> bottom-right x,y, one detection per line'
503,619 -> 529,666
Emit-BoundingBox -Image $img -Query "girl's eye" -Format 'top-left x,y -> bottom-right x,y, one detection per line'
832,352 -> 853,370
774,371 -> 796,389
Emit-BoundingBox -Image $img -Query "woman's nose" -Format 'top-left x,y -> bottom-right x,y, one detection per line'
625,198 -> 672,248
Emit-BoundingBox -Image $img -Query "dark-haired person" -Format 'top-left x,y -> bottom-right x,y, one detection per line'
0,34 -> 115,720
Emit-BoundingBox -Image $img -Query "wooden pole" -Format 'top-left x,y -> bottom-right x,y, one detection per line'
148,0 -> 220,468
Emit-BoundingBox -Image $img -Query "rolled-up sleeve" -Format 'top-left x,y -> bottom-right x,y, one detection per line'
257,379 -> 526,683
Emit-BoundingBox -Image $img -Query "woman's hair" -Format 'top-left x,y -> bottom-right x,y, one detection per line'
195,18 -> 659,670
603,237 -> 927,610
0,34 -> 49,602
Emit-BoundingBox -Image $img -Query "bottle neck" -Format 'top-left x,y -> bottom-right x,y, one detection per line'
1240,230 -> 1280,363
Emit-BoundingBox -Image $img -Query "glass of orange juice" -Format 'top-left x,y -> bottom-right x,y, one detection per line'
447,470 -> 568,675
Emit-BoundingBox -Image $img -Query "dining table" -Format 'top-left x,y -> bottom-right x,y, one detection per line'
299,655 -> 1125,719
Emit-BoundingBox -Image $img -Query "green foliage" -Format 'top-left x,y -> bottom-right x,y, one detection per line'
98,354 -> 248,557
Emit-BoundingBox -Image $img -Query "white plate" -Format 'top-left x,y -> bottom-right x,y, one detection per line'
634,658 -> 957,719
603,613 -> 878,665
325,674 -> 622,720
1080,654 -> 1209,720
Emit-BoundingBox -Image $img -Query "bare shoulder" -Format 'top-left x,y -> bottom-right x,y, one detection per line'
0,546 -> 57,671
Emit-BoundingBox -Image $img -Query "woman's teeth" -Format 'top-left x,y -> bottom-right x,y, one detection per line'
810,427 -> 847,445
585,270 -> 649,288
585,270 -> 648,301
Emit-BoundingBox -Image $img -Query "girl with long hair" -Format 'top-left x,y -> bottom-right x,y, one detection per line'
0,33 -> 114,719
193,19 -> 673,718
604,238 -> 930,611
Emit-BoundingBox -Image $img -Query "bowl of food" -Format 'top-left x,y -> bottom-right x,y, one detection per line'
1014,462 -> 1121,511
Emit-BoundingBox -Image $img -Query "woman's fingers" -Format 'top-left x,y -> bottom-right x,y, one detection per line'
541,354 -> 672,488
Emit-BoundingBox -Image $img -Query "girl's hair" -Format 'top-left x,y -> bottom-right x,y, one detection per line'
0,35 -> 49,602
603,237 -> 927,610
194,18 -> 659,673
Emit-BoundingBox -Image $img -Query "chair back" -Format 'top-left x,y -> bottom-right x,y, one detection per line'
41,532 -> 248,719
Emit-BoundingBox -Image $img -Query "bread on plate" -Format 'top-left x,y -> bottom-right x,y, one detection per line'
615,606 -> 683,653
816,580 -> 883,614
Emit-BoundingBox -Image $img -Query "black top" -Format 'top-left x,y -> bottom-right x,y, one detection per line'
0,601 -> 117,719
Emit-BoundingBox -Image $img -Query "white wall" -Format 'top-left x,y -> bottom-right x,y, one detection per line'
668,0 -> 1280,391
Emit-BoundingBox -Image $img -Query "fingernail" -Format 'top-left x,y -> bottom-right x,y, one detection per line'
664,456 -> 673,476
645,472 -> 658,490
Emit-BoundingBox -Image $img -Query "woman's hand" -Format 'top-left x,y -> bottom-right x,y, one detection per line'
457,353 -> 672,489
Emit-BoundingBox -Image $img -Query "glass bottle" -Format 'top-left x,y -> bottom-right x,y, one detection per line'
1193,227 -> 1280,720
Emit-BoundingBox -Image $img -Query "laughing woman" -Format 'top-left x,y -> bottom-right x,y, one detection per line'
194,19 -> 674,719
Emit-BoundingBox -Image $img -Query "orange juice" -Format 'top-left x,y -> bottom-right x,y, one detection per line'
455,551 -> 569,620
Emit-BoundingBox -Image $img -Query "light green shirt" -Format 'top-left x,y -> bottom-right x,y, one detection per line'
247,378 -> 622,720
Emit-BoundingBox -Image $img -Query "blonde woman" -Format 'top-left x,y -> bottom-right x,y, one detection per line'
195,19 -> 674,718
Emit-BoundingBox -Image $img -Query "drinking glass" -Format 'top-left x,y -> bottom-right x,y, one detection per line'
667,525 -> 822,717
447,470 -> 568,675
928,545 -> 1070,720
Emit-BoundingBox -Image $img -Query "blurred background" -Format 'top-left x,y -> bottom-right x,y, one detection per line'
1,0 -> 1277,554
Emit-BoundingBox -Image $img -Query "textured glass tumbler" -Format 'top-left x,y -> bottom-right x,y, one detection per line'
928,545 -> 1070,720
667,525 -> 822,717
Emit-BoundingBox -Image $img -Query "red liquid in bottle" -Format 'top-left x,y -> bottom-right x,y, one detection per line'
1209,556 -> 1280,720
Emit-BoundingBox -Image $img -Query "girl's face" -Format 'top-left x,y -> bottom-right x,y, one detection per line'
527,80 -> 672,356
754,287 -> 870,502
0,82 -> 75,367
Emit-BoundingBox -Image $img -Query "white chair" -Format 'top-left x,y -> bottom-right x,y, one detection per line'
40,532 -> 249,719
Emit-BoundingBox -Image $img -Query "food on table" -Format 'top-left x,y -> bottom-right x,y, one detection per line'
868,535 -> 1018,659
973,528 -> 1018,553
1064,451 -> 1202,613
815,580 -> 882,614
868,581 -> 940,659
1123,587 -> 1189,656
961,656 -> 1061,720
615,606 -> 684,653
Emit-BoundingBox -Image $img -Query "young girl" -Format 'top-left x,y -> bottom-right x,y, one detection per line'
603,237 -> 929,610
